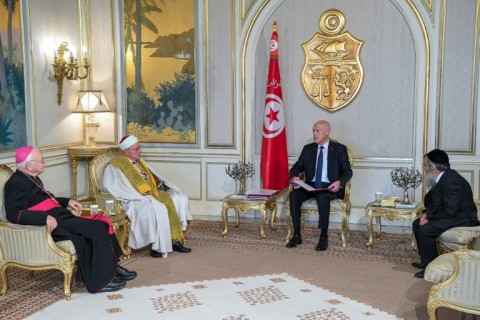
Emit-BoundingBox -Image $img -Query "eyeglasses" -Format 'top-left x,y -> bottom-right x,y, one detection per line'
126,146 -> 142,152
29,158 -> 46,164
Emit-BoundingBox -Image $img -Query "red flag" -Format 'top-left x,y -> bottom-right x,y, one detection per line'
261,21 -> 289,191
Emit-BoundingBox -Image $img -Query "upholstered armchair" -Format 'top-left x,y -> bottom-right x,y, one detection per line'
285,142 -> 354,247
88,147 -> 124,214
424,237 -> 480,320
437,204 -> 480,253
89,148 -> 132,257
0,164 -> 77,300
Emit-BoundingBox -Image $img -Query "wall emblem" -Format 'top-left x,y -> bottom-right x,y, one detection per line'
301,10 -> 364,112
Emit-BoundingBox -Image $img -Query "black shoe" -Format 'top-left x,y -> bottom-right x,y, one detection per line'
315,238 -> 328,251
116,265 -> 137,281
99,278 -> 126,293
286,235 -> 302,248
150,250 -> 164,258
414,270 -> 425,279
172,241 -> 191,253
411,262 -> 428,269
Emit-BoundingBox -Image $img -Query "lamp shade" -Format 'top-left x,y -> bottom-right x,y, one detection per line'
73,90 -> 110,113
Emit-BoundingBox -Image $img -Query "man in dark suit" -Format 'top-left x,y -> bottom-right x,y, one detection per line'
287,120 -> 353,251
411,149 -> 479,278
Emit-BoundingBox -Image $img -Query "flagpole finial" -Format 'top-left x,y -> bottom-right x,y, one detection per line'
273,19 -> 277,32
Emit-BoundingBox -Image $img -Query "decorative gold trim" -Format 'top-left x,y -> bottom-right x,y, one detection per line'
241,0 -> 258,26
206,0 -> 235,147
437,0 -> 478,154
241,0 -> 270,164
147,159 -> 203,201
427,248 -> 480,319
401,0 -> 430,198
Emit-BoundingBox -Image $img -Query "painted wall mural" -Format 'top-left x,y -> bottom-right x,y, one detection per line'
0,0 -> 26,152
124,0 -> 195,144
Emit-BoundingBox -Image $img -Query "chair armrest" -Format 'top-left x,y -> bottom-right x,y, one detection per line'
0,222 -> 71,265
429,249 -> 480,308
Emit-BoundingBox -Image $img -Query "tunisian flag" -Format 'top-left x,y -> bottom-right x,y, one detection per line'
260,21 -> 289,191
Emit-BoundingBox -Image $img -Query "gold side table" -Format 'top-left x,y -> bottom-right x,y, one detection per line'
221,195 -> 278,240
68,145 -> 114,201
365,202 -> 423,252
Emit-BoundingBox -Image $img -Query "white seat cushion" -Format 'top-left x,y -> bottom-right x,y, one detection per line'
301,198 -> 343,212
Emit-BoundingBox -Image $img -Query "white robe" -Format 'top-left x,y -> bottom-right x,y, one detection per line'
102,162 -> 192,254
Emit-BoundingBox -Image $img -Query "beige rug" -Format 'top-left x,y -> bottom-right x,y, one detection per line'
26,273 -> 401,320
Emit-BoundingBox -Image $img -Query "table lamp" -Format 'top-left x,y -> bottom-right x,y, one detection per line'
73,90 -> 110,147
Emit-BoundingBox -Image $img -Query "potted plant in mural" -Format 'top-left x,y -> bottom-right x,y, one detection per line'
0,0 -> 26,150
124,0 -> 196,144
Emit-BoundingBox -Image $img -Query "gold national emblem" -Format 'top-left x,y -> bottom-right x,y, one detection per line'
301,10 -> 364,112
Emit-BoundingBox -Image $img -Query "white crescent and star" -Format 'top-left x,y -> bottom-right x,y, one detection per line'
263,93 -> 285,138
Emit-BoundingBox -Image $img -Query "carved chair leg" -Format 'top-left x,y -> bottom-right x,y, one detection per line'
0,265 -> 9,296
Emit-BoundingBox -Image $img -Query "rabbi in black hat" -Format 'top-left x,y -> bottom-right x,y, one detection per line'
411,149 -> 479,278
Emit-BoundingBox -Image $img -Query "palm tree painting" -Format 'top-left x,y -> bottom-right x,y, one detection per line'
0,0 -> 26,151
124,0 -> 195,144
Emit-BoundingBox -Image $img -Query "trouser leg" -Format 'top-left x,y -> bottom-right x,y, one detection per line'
290,188 -> 314,231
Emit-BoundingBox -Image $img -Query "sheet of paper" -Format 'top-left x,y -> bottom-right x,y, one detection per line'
294,180 -> 328,192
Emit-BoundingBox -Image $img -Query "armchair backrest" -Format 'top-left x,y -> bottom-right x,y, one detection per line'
0,164 -> 14,222
89,147 -> 123,195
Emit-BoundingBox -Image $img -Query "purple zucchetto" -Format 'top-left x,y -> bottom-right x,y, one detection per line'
15,146 -> 34,164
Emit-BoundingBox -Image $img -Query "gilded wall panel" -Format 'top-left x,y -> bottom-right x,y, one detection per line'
148,160 -> 202,200
438,0 -> 477,153
206,0 -> 235,147
29,0 -> 84,147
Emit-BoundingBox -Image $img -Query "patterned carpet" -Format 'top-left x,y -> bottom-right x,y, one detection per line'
0,220 -> 416,320
26,273 -> 400,320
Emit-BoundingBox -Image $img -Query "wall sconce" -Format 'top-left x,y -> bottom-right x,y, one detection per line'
52,42 -> 90,105
73,90 -> 110,147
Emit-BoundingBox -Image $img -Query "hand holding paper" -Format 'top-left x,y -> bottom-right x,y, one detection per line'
294,180 -> 328,192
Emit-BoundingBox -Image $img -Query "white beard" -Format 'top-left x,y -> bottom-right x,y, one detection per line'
425,171 -> 436,190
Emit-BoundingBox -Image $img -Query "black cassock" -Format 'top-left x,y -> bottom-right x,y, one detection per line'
4,170 -> 122,293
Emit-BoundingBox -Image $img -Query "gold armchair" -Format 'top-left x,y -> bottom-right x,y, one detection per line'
425,237 -> 480,319
0,164 -> 77,300
89,147 -> 131,258
285,144 -> 354,247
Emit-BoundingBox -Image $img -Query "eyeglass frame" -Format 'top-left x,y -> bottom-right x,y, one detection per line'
125,146 -> 142,152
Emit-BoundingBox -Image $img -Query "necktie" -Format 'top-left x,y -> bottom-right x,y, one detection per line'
315,146 -> 324,188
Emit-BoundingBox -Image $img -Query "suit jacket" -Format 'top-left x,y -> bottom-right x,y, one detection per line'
289,140 -> 353,189
424,169 -> 479,226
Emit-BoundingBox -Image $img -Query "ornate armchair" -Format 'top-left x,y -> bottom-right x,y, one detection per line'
425,237 -> 480,320
0,165 -> 77,300
88,147 -> 124,214
437,203 -> 480,254
285,142 -> 354,246
89,147 -> 131,258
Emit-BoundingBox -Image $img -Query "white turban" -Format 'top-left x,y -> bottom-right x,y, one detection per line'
118,135 -> 139,150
